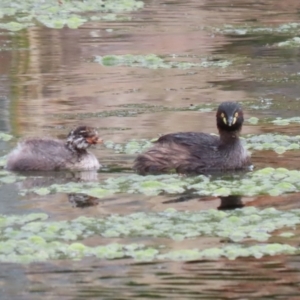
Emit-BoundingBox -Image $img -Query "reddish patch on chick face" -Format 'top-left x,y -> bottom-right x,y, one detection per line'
86,136 -> 102,145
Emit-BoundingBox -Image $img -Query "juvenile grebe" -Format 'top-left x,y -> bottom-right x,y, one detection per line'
6,125 -> 102,171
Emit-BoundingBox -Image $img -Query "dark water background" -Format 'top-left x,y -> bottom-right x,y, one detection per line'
2,0 -> 300,299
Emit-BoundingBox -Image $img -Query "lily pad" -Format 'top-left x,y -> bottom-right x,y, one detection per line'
103,133 -> 300,155
0,207 -> 299,263
278,37 -> 300,48
0,0 -> 144,31
0,132 -> 13,141
95,54 -> 232,69
212,22 -> 300,36
21,167 -> 300,198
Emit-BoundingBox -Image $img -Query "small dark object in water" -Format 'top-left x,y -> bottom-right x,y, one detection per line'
6,126 -> 102,171
68,193 -> 100,208
218,196 -> 244,210
133,102 -> 252,174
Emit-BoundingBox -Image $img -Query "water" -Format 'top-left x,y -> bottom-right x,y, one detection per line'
1,0 -> 300,298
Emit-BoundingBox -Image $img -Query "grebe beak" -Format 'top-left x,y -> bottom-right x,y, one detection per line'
86,136 -> 103,145
227,117 -> 237,126
227,116 -> 234,126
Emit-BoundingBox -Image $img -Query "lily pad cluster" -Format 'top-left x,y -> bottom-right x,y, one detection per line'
161,243 -> 297,261
70,206 -> 300,242
247,117 -> 259,125
277,37 -> 300,48
245,134 -> 300,154
55,103 -> 215,120
0,132 -> 13,141
104,139 -> 153,154
271,117 -> 300,126
0,0 -> 144,31
0,238 -> 159,264
232,114 -> 300,127
22,167 -> 300,197
0,239 -> 298,263
103,133 -> 300,155
0,207 -> 299,263
0,169 -> 24,184
54,100 -> 298,124
255,72 -> 300,84
95,54 -> 232,69
212,22 -> 300,36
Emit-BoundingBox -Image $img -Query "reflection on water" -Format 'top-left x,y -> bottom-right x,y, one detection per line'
2,256 -> 300,299
163,194 -> 244,210
68,193 -> 100,208
1,0 -> 300,298
0,96 -> 10,133
218,195 -> 244,210
18,170 -> 99,188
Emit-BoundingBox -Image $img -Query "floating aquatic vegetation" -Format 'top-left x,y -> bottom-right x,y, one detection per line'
279,232 -> 295,238
38,14 -> 87,29
22,168 -> 300,198
0,22 -> 29,31
0,239 -> 158,264
277,37 -> 300,48
103,133 -> 300,155
245,97 -> 273,111
56,101 -> 295,123
0,0 -> 144,31
0,207 -> 300,263
0,240 -> 297,263
54,103 -> 216,119
95,54 -> 232,69
247,117 -> 259,125
255,72 -> 300,84
0,132 -> 13,141
245,134 -> 300,154
159,243 -> 298,261
104,139 -> 153,154
90,14 -> 132,22
119,103 -> 215,112
0,156 -> 6,168
212,22 -> 300,36
271,117 -> 300,126
0,169 -> 25,184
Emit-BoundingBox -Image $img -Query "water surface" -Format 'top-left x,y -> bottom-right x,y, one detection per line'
1,0 -> 300,298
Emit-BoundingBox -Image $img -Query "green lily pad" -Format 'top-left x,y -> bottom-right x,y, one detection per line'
212,22 -> 300,36
0,132 -> 13,141
278,37 -> 300,48
0,207 -> 299,263
95,54 -> 232,69
0,0 -> 144,31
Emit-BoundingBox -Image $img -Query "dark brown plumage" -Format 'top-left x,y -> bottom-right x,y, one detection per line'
6,126 -> 102,171
133,102 -> 252,175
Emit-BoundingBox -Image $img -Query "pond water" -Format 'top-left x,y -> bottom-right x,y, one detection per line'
1,0 -> 300,298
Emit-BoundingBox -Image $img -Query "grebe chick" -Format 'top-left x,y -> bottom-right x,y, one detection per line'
6,126 -> 102,171
133,102 -> 251,175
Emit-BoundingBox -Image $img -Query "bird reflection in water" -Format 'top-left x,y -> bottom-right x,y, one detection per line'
68,193 -> 100,208
163,194 -> 244,210
218,195 -> 244,210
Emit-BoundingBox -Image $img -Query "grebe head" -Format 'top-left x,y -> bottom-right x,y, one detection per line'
216,102 -> 244,133
66,126 -> 102,151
